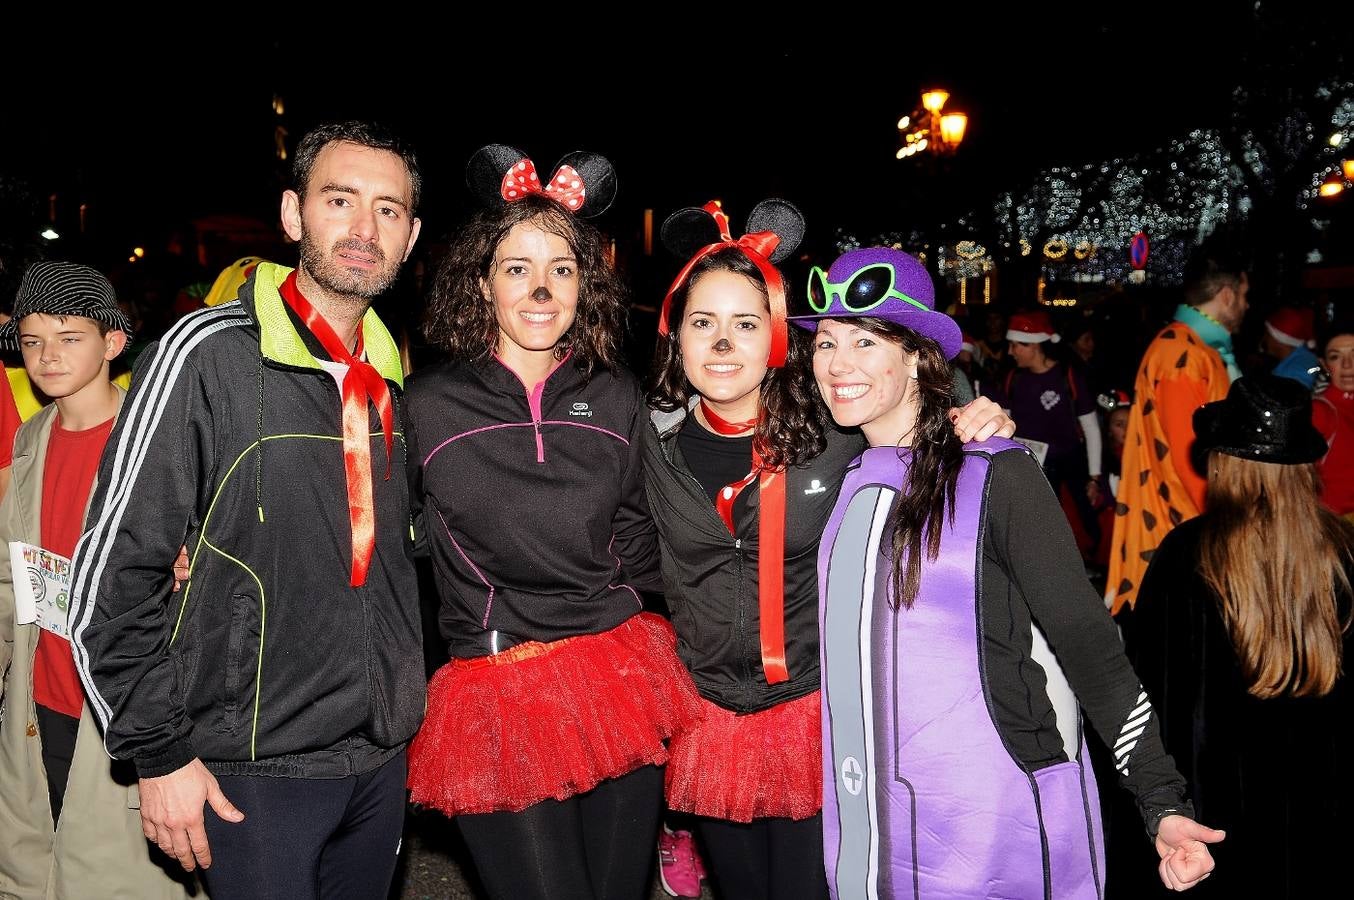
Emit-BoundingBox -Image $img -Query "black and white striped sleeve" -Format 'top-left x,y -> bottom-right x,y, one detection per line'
68,309 -> 240,777
986,450 -> 1193,833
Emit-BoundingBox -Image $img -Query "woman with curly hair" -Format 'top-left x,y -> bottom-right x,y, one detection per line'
402,146 -> 700,900
643,203 -> 1012,899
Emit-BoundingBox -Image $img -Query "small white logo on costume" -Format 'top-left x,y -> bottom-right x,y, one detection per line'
841,756 -> 864,795
570,402 -> 593,418
804,479 -> 827,495
1040,389 -> 1061,411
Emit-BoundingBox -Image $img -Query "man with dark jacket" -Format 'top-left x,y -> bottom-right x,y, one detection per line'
67,121 -> 425,900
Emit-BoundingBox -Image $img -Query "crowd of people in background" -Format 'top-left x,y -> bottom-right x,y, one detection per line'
1,120 -> 1349,900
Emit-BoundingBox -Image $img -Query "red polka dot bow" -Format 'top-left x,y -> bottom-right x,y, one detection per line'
500,159 -> 586,212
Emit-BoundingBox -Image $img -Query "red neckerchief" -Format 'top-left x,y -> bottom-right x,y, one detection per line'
280,272 -> 394,587
700,399 -> 789,684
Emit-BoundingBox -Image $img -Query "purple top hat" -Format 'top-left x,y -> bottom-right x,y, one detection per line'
789,246 -> 962,360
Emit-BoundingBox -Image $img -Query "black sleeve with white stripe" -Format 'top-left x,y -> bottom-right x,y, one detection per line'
68,323 -> 221,777
984,450 -> 1193,834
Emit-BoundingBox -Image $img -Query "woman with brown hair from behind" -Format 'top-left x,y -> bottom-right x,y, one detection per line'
1130,373 -> 1354,898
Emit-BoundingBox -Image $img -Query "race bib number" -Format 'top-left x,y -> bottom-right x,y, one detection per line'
9,542 -> 74,640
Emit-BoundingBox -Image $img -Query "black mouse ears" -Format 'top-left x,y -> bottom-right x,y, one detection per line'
659,199 -> 805,264
655,199 -> 805,368
466,144 -> 618,218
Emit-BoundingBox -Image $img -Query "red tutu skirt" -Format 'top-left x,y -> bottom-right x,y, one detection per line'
665,689 -> 822,822
407,612 -> 702,816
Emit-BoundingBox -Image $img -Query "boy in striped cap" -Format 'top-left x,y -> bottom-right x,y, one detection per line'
0,261 -> 191,897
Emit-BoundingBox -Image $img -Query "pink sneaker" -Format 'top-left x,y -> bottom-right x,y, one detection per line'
658,826 -> 703,898
692,835 -> 707,881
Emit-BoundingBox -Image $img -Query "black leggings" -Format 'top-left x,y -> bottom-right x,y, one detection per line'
35,704 -> 79,828
456,764 -> 663,900
200,752 -> 407,900
698,813 -> 829,900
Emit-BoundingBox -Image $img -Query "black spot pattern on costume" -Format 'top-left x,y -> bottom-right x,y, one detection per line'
1176,351 -> 1190,368
1116,502 -> 1130,516
1142,399 -> 1154,417
1140,469 -> 1151,486
1140,549 -> 1156,562
1143,509 -> 1158,530
1161,330 -> 1176,339
1169,507 -> 1184,526
1118,578 -> 1134,596
1155,439 -> 1170,461
1158,483 -> 1171,501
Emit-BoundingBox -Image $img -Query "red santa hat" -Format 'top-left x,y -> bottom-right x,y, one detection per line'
1006,310 -> 1060,343
960,332 -> 977,355
1264,307 -> 1316,349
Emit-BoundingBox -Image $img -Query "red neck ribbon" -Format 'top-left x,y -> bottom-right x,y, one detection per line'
280,272 -> 394,587
699,399 -> 789,684
658,201 -> 788,368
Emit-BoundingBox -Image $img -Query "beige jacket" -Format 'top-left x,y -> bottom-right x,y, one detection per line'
0,394 -> 193,899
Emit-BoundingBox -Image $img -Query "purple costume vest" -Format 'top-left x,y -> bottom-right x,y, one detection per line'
819,440 -> 1104,899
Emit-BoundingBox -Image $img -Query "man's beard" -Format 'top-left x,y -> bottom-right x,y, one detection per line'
299,233 -> 400,300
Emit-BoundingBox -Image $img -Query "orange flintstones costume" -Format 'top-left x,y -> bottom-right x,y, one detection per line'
1107,322 -> 1229,613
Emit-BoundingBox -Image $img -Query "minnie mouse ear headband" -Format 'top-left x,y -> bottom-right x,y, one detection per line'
788,246 -> 962,360
657,199 -> 805,368
466,144 -> 618,218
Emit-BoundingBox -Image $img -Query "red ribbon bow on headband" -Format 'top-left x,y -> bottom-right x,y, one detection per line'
657,201 -> 789,368
500,159 -> 587,212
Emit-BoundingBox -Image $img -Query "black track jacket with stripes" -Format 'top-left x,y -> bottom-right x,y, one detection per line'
68,263 -> 424,779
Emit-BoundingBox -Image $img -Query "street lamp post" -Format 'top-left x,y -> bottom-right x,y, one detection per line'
897,89 -> 969,160
891,90 -> 972,312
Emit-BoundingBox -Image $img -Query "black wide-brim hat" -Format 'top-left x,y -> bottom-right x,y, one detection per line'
1192,373 -> 1328,470
0,260 -> 134,353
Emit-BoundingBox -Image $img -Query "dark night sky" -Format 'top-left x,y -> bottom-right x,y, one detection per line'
2,8 -> 1346,272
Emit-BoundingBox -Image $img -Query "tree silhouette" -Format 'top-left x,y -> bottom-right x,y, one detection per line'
1219,8 -> 1353,301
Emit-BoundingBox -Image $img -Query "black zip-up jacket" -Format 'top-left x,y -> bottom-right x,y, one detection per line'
405,355 -> 661,657
69,263 -> 424,779
643,405 -> 865,713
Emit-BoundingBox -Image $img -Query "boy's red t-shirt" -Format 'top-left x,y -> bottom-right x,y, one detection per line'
32,414 -> 116,719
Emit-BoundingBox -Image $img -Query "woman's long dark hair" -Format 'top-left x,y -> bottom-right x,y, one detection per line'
423,194 -> 626,377
844,317 -> 964,610
646,248 -> 826,469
